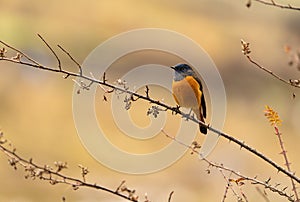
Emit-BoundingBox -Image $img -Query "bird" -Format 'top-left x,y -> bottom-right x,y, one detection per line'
171,63 -> 207,134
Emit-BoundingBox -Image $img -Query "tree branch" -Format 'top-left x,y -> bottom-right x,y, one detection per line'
248,0 -> 300,11
0,132 -> 138,202
161,129 -> 295,201
57,44 -> 83,76
241,39 -> 300,89
37,33 -> 62,71
162,130 -> 294,201
264,106 -> 299,201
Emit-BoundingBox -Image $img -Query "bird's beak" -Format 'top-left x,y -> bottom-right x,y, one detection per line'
170,66 -> 175,70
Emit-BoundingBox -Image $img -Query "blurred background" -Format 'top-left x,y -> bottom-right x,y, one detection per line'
1,0 -> 300,201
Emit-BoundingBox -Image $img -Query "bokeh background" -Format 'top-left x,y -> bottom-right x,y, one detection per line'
1,0 -> 300,201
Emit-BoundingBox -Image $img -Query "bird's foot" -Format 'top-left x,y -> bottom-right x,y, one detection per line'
171,105 -> 181,115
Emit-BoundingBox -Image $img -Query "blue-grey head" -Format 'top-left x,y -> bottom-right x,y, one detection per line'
171,63 -> 195,81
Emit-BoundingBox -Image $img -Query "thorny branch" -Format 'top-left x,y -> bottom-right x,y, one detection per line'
0,132 -> 141,202
220,170 -> 241,202
241,39 -> 300,89
246,0 -> 300,11
275,126 -> 299,202
0,36 -> 300,184
161,129 -> 296,201
264,106 -> 299,201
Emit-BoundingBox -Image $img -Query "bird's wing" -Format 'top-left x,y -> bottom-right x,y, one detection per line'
194,75 -> 206,119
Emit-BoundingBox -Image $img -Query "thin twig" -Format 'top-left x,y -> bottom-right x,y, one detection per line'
57,44 -> 83,76
0,137 -> 139,201
221,183 -> 230,202
0,40 -> 40,66
264,103 -> 299,201
162,129 -> 295,201
145,85 -> 150,98
208,126 -> 300,184
237,183 -> 249,202
116,180 -> 126,193
37,33 -> 62,71
219,170 -> 241,201
252,0 -> 300,11
205,157 -> 294,201
246,55 -> 300,88
168,191 -> 174,202
0,144 -> 135,201
242,39 -> 300,89
256,187 -> 270,202
274,126 -> 299,201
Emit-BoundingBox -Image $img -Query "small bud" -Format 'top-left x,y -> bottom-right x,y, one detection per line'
241,39 -> 251,55
103,95 -> 107,101
54,161 -> 68,172
0,47 -> 7,57
72,184 -> 79,190
289,79 -> 300,86
116,79 -> 127,86
246,0 -> 251,8
12,53 -> 22,61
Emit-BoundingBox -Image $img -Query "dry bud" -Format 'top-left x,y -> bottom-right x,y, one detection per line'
0,47 -> 7,57
241,39 -> 251,55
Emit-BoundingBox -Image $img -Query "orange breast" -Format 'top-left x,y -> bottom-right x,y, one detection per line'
172,76 -> 202,108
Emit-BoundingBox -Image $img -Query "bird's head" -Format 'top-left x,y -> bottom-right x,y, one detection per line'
171,63 -> 195,81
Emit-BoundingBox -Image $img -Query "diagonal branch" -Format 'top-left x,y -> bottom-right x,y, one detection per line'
0,40 -> 40,66
168,191 -> 174,202
57,44 -> 83,76
0,139 -> 136,201
274,126 -> 299,201
241,39 -> 300,89
161,130 -> 295,201
246,55 -> 300,88
37,33 -> 62,71
251,0 -> 300,11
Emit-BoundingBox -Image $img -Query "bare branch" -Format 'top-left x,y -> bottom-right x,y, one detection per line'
248,0 -> 300,11
0,133 -> 138,202
0,40 -> 40,66
242,39 -> 300,89
220,170 -> 241,201
256,187 -> 270,202
145,85 -> 150,98
57,44 -> 83,76
247,55 -> 300,88
221,183 -> 230,202
37,34 -> 62,71
162,130 -> 295,201
168,191 -> 174,202
264,106 -> 299,201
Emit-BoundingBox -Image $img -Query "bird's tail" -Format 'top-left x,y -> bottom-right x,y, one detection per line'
193,108 -> 207,135
199,123 -> 207,135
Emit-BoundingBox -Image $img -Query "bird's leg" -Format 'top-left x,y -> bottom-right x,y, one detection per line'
171,105 -> 181,115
